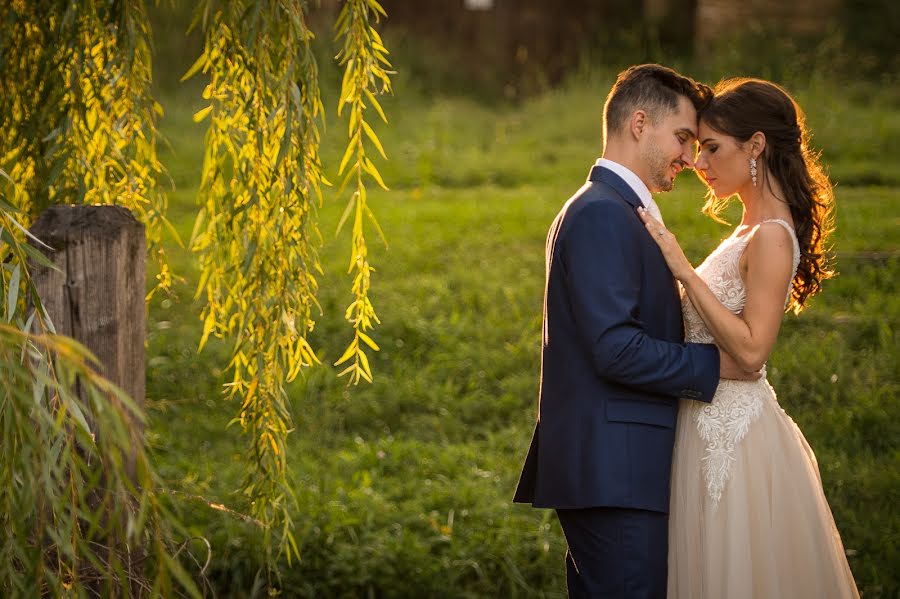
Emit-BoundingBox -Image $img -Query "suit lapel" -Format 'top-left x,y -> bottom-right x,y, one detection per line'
587,165 -> 643,211
588,164 -> 677,295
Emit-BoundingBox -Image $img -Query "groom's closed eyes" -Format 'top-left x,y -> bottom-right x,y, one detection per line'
675,127 -> 697,145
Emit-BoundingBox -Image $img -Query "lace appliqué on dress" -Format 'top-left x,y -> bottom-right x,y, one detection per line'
682,220 -> 800,509
695,379 -> 764,507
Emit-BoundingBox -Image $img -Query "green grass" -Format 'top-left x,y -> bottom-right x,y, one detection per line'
146,71 -> 899,596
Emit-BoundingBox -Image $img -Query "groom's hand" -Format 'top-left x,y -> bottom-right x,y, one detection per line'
719,349 -> 763,380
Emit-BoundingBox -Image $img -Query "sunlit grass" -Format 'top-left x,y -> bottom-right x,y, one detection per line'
146,71 -> 899,596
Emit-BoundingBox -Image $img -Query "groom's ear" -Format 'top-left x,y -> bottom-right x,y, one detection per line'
630,110 -> 647,140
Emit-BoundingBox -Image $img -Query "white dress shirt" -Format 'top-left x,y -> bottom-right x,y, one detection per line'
595,158 -> 664,224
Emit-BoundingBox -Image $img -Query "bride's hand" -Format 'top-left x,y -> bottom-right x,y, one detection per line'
637,206 -> 693,281
719,348 -> 763,380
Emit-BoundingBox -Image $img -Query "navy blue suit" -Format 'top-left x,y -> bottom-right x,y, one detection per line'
513,165 -> 720,597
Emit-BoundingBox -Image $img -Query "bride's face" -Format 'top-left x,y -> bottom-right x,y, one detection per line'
694,121 -> 753,197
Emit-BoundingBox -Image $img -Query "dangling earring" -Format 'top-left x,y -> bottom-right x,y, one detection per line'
749,157 -> 758,187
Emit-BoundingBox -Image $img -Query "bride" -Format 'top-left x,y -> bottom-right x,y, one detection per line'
638,78 -> 859,599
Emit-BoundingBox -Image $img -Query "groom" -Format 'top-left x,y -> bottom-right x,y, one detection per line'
514,64 -> 749,598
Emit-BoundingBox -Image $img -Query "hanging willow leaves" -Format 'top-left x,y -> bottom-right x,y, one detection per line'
187,0 -> 393,579
4,0 -> 395,591
188,0 -> 328,573
0,0 -> 176,297
1,1 -> 201,594
0,182 -> 198,596
333,0 -> 393,384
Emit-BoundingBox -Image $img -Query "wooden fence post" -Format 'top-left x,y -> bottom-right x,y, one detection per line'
29,205 -> 146,474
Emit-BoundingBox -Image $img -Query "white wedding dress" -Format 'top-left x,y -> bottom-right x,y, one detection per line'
667,219 -> 859,599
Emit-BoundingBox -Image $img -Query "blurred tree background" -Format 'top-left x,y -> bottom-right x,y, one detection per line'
150,0 -> 899,99
337,0 -> 898,99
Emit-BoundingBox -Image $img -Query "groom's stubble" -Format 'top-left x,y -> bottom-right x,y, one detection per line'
640,140 -> 677,192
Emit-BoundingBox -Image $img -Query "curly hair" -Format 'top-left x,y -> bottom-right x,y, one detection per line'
699,78 -> 835,314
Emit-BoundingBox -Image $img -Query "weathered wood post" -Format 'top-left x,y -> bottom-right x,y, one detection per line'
29,205 -> 146,472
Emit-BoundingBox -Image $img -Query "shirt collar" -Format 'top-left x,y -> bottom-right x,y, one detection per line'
595,158 -> 653,209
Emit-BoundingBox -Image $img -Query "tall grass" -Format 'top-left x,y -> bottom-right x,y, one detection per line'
145,58 -> 899,596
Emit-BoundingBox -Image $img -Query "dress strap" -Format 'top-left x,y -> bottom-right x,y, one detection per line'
757,219 -> 802,304
757,219 -> 800,255
758,218 -> 796,237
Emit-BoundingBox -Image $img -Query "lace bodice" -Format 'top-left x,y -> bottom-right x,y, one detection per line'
682,219 -> 801,508
683,219 -> 800,344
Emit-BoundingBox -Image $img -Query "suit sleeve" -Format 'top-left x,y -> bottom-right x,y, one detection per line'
563,200 -> 720,401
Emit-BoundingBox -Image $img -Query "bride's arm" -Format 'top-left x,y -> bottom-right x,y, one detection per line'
681,225 -> 794,370
639,208 -> 795,371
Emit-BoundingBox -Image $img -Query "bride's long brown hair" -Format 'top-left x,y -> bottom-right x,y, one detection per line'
699,78 -> 835,314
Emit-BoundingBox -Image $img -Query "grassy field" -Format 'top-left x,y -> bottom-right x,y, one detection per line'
146,68 -> 899,596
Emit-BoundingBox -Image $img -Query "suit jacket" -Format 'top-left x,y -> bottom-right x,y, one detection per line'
513,164 -> 721,513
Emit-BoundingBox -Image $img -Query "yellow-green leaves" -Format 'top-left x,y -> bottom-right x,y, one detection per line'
0,1 -> 175,298
187,2 -> 394,584
193,105 -> 213,123
2,0 -> 396,594
0,188 -> 197,596
334,0 -> 393,385
188,0 -> 329,577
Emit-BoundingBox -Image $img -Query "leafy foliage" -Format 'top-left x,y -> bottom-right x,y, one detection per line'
0,185 -> 197,596
188,0 -> 327,575
0,0 -> 176,296
186,0 -> 393,579
332,0 -> 393,384
3,0 -> 396,591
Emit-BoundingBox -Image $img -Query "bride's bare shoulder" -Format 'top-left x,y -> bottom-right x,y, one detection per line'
739,221 -> 796,280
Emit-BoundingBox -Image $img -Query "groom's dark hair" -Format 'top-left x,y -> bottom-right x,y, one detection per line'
603,64 -> 712,139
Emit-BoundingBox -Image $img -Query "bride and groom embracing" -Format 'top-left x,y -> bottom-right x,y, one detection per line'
513,64 -> 859,598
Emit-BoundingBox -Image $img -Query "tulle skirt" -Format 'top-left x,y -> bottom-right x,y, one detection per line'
667,379 -> 859,599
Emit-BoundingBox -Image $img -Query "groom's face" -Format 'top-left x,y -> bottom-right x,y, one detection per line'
639,95 -> 698,193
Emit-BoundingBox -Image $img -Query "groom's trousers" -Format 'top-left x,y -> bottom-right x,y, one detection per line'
555,507 -> 667,599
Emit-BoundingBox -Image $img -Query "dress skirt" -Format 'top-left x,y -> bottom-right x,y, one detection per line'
667,377 -> 859,599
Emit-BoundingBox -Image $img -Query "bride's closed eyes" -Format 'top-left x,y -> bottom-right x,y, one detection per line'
697,141 -> 718,155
